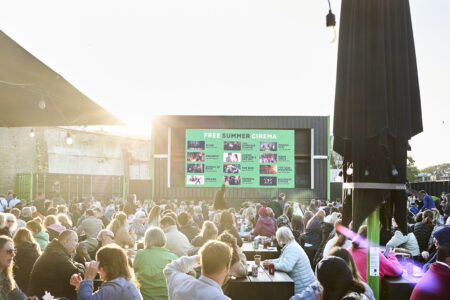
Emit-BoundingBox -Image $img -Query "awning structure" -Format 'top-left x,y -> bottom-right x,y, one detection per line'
0,30 -> 125,127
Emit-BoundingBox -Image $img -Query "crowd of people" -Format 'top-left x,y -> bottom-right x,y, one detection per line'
0,187 -> 448,300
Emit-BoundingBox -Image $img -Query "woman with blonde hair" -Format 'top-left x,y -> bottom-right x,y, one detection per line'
107,212 -> 136,248
43,215 -> 65,241
57,213 -> 73,229
0,213 -> 12,237
70,244 -> 142,299
13,227 -> 41,292
189,221 -> 218,255
26,217 -> 49,251
0,235 -> 39,299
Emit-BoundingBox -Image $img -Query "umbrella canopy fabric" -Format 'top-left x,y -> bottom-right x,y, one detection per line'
0,30 -> 124,127
333,0 -> 423,233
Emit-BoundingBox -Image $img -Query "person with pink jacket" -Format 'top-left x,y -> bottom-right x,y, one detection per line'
348,225 -> 402,282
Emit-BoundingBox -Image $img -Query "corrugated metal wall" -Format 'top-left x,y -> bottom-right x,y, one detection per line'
152,116 -> 328,204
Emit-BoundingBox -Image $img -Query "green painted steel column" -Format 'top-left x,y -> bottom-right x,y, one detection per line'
367,207 -> 380,300
327,116 -> 331,202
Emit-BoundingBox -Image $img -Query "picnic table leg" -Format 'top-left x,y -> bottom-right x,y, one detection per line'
367,207 -> 380,300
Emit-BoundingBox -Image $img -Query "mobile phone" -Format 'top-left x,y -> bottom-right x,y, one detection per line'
384,246 -> 391,258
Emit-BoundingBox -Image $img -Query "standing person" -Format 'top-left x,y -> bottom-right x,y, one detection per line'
0,235 -> 38,300
12,227 -> 41,293
164,240 -> 232,300
316,256 -> 368,300
159,216 -> 191,257
263,227 -> 316,294
28,230 -> 85,300
70,244 -> 142,300
106,212 -> 136,249
410,242 -> 450,300
213,184 -> 228,210
134,227 -> 178,300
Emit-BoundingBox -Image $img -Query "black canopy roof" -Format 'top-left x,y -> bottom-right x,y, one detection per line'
0,30 -> 124,127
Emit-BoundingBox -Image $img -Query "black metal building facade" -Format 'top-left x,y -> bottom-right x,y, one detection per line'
151,115 -> 329,206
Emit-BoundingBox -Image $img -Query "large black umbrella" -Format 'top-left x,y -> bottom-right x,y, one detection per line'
0,30 -> 124,127
333,0 -> 423,234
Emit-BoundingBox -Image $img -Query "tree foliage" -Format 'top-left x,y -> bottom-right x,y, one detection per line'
406,156 -> 419,183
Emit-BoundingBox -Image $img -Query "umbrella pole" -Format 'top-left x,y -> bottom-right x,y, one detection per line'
367,207 -> 380,300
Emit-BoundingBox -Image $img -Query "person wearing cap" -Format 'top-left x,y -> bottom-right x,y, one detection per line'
411,242 -> 450,300
315,256 -> 368,300
251,207 -> 276,238
422,226 -> 450,271
264,227 -> 316,294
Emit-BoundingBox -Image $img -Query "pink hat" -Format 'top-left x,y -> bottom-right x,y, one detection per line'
258,207 -> 269,217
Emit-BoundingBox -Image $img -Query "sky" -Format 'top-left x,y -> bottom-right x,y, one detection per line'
1,0 -> 449,169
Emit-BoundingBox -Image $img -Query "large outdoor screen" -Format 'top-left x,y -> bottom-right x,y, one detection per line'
185,129 -> 295,188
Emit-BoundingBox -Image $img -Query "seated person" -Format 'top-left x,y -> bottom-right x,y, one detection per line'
348,225 -> 402,282
251,207 -> 275,238
411,242 -> 450,300
164,240 -> 232,300
76,229 -> 114,263
28,230 -> 85,300
70,244 -> 142,300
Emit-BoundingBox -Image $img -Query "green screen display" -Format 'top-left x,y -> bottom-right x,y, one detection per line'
185,129 -> 295,188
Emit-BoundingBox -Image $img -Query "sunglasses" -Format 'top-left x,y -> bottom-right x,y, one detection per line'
5,249 -> 16,255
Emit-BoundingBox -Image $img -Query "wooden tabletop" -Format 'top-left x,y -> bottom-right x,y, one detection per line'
224,261 -> 294,300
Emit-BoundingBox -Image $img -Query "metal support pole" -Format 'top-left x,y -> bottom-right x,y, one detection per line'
327,116 -> 331,202
367,207 -> 380,300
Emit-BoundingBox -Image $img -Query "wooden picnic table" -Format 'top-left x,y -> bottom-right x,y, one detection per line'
241,241 -> 280,261
224,261 -> 294,300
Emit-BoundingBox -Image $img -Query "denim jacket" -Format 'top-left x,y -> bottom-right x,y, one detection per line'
77,277 -> 142,300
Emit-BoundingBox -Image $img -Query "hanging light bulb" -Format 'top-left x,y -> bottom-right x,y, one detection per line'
346,166 -> 353,176
326,0 -> 336,43
66,132 -> 73,145
30,128 -> 35,138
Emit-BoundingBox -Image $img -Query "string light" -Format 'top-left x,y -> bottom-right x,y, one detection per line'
29,128 -> 35,138
326,0 -> 337,43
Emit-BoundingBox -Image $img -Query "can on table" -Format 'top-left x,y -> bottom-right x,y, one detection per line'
268,263 -> 275,275
252,240 -> 259,250
252,265 -> 259,277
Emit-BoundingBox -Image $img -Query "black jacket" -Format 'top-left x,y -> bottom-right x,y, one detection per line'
413,222 -> 433,253
13,242 -> 40,292
28,239 -> 85,300
180,223 -> 200,242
